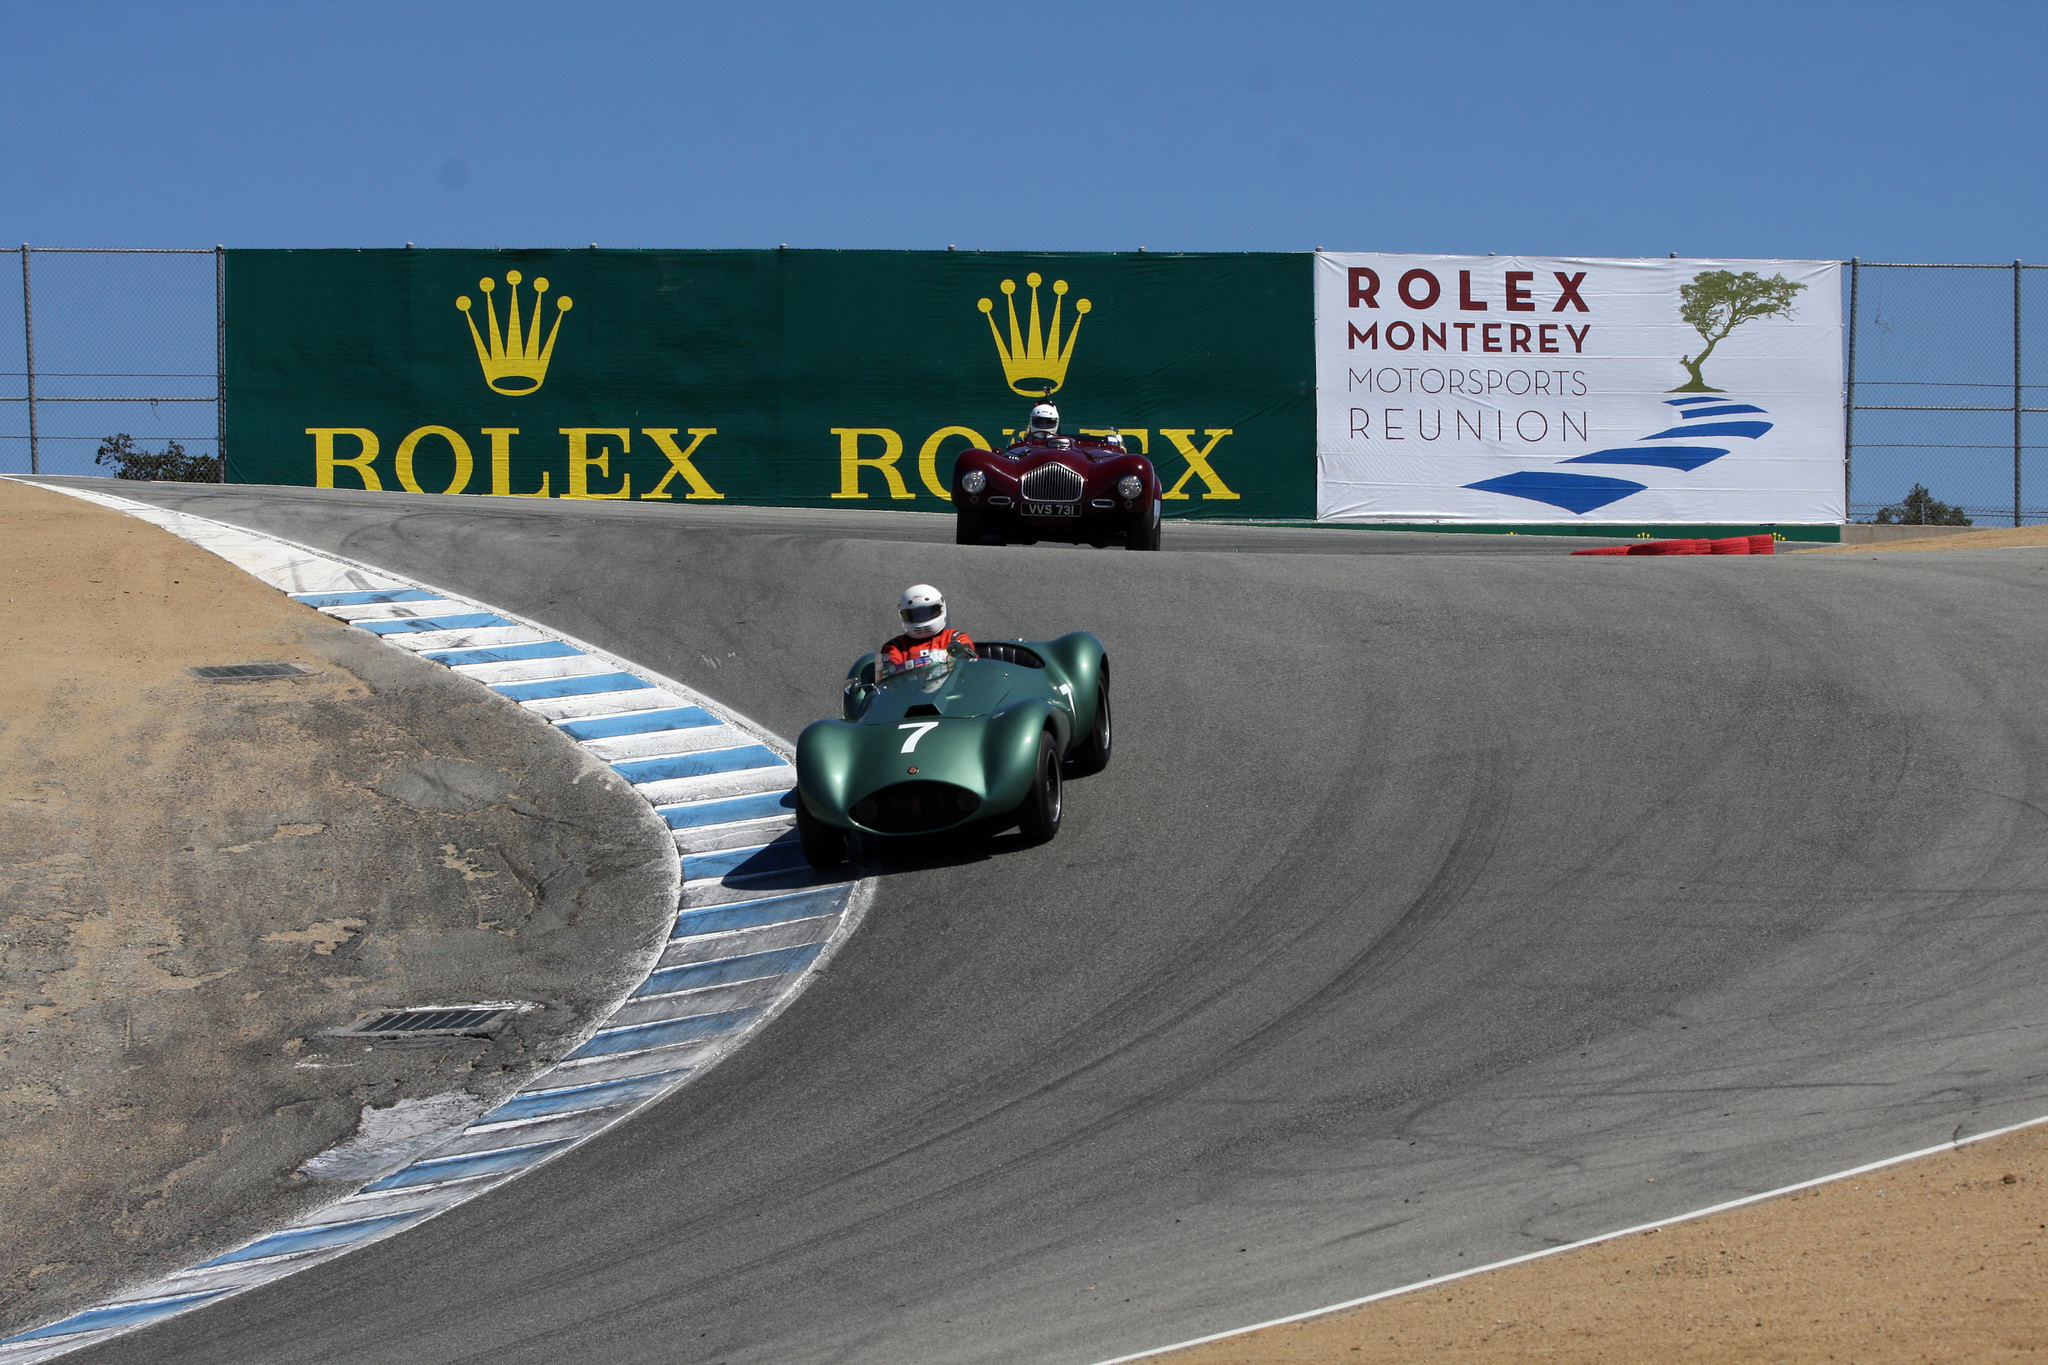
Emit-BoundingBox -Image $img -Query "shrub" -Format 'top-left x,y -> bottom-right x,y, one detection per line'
93,433 -> 221,482
1872,484 -> 1971,526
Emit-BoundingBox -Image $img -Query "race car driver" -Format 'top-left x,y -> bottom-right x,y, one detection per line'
879,584 -> 976,676
1020,402 -> 1060,443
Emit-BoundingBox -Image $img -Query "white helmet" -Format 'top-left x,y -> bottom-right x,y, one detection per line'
898,583 -> 946,639
1026,403 -> 1059,439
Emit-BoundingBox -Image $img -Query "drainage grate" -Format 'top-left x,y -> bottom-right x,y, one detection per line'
335,1002 -> 534,1040
190,662 -> 315,681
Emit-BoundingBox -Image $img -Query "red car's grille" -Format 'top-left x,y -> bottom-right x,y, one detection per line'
1020,463 -> 1084,503
851,781 -> 981,833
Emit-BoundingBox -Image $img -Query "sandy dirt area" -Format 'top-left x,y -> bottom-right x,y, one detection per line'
0,478 -> 674,1336
1147,1121 -> 2044,1363
1801,525 -> 2048,553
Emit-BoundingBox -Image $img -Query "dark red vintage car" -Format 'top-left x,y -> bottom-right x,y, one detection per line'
950,432 -> 1162,551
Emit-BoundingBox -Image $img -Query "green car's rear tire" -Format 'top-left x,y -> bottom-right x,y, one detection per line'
1067,666 -> 1111,776
1017,730 -> 1064,844
796,797 -> 848,869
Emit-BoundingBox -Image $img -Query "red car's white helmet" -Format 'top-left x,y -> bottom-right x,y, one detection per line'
1026,403 -> 1059,440
898,583 -> 946,639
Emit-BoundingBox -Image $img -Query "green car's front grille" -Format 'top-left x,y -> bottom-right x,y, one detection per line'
852,781 -> 981,834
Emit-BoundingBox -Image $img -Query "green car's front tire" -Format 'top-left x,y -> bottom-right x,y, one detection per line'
796,798 -> 848,869
1017,730 -> 1064,844
1067,666 -> 1111,776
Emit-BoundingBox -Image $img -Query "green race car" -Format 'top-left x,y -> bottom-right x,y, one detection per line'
793,633 -> 1111,868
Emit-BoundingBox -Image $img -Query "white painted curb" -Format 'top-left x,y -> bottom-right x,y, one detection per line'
0,480 -> 873,1362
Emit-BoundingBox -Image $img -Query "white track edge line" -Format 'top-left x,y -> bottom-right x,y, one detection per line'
1086,1110 -> 2048,1365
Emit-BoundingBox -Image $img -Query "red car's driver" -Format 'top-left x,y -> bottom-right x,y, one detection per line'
879,583 -> 976,676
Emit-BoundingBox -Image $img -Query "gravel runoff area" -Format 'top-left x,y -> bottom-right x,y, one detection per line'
1145,1121 -> 2045,1364
0,479 -> 676,1339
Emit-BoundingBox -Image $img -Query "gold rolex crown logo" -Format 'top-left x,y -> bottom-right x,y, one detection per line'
978,273 -> 1091,397
456,270 -> 572,396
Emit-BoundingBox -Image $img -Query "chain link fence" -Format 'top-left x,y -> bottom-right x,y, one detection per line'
5,248 -> 2044,522
1847,260 -> 2048,525
2,247 -> 223,478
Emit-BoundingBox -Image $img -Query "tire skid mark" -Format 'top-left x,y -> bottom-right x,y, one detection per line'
597,750 -> 1524,1290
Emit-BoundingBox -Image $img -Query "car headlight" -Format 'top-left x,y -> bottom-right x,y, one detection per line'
1116,474 -> 1143,500
960,470 -> 988,495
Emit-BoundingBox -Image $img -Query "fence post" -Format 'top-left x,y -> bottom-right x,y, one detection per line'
2015,258 -> 2024,527
1843,257 -> 1858,521
19,245 -> 35,476
215,244 -> 227,482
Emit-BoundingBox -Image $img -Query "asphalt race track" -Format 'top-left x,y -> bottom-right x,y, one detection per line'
45,480 -> 2048,1365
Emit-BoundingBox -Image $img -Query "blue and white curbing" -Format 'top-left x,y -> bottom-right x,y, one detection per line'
0,482 -> 871,1362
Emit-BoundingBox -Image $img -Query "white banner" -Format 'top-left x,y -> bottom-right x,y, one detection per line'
1314,254 -> 1843,523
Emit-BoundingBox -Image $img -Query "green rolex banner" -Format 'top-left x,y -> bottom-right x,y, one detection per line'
224,249 -> 1314,520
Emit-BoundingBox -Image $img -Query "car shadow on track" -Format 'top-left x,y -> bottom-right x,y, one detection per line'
847,825 -> 1041,873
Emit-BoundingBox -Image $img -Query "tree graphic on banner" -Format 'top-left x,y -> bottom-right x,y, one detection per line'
1673,270 -> 1805,392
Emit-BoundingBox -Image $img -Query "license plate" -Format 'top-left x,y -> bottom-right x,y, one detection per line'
1024,502 -> 1080,518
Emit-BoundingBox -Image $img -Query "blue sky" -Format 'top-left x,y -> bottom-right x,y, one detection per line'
6,0 -> 2045,261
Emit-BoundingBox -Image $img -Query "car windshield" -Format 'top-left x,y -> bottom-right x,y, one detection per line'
1009,431 -> 1120,450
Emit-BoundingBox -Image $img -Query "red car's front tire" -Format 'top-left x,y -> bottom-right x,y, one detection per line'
1127,505 -> 1161,551
957,510 -> 997,546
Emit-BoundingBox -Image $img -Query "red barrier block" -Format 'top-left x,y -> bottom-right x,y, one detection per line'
1594,535 -> 1777,558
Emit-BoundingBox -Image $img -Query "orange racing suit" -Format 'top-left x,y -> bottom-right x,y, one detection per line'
879,627 -> 977,677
